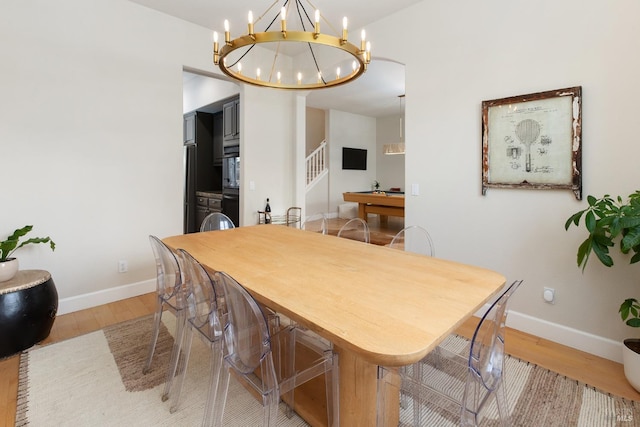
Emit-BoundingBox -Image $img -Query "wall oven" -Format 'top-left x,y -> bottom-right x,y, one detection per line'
222,145 -> 240,226
222,146 -> 240,192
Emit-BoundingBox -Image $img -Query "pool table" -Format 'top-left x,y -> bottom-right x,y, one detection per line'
343,191 -> 405,225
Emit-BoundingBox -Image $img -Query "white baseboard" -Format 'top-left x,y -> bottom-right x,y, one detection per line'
506,309 -> 623,364
57,282 -> 623,364
57,279 -> 156,316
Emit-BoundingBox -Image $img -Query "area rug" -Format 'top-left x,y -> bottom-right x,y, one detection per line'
15,313 -> 309,426
394,335 -> 640,427
15,315 -> 640,427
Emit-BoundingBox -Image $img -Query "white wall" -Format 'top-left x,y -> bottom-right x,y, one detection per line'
182,73 -> 239,114
327,110 -> 377,214
0,0 -> 297,313
376,115 -> 405,191
367,0 -> 640,361
306,107 -> 325,155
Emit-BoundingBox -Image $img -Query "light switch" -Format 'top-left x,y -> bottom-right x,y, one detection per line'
249,180 -> 255,191
411,183 -> 419,196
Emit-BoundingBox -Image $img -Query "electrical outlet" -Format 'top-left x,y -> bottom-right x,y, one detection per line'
543,287 -> 555,304
118,260 -> 128,273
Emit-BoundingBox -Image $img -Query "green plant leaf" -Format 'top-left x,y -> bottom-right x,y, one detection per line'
564,210 -> 585,230
0,225 -> 55,261
592,240 -> 613,267
585,211 -> 596,233
576,237 -> 592,269
627,318 -> 640,328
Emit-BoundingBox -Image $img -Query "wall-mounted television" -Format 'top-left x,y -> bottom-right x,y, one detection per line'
342,147 -> 367,170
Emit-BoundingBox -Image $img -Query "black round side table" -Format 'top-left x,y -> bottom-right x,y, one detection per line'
0,270 -> 58,358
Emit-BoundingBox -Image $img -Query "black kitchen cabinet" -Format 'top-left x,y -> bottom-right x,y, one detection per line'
183,112 -> 196,144
223,97 -> 240,142
213,111 -> 223,165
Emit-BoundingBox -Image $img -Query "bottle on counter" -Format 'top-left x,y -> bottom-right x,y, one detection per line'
265,198 -> 271,224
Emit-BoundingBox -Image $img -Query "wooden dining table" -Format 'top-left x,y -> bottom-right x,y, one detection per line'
163,225 -> 506,427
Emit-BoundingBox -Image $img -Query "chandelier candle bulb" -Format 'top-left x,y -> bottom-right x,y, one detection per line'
256,68 -> 261,80
297,72 -> 302,84
361,29 -> 366,51
213,31 -> 219,64
248,11 -> 254,37
336,67 -> 341,79
314,10 -> 320,37
280,7 -> 286,33
317,72 -> 322,83
277,71 -> 281,84
237,62 -> 242,74
224,19 -> 230,44
342,17 -> 348,43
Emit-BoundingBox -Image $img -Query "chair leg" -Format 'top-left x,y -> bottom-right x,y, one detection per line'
282,328 -> 296,419
494,380 -> 509,427
167,323 -> 194,412
202,342 -> 224,427
161,309 -> 186,402
142,298 -> 164,374
325,351 -> 339,427
261,356 -> 280,427
212,364 -> 231,427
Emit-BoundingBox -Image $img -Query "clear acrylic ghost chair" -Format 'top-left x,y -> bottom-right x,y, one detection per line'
302,213 -> 328,235
200,212 -> 235,232
143,236 -> 187,403
212,272 -> 339,427
337,217 -> 370,243
389,225 -> 435,256
377,280 -> 523,427
163,249 -> 224,425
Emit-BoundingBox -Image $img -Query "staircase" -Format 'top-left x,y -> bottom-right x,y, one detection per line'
306,140 -> 327,190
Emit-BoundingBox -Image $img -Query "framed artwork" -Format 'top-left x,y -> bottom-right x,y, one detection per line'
481,86 -> 582,200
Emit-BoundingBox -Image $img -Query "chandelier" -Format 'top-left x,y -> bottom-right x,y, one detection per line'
212,0 -> 371,90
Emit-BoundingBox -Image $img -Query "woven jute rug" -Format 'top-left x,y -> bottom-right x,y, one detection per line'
14,314 -> 640,426
394,335 -> 640,427
15,313 -> 309,426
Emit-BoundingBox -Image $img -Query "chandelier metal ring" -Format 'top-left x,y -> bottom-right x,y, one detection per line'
212,1 -> 371,90
217,31 -> 367,90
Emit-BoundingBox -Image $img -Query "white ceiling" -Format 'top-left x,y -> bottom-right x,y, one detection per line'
129,0 -> 416,117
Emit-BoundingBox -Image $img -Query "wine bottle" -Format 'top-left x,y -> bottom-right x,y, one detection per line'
265,198 -> 271,224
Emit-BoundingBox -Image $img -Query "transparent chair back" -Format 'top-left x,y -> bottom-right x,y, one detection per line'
302,213 -> 328,235
143,235 -> 185,403
377,279 -> 523,427
389,225 -> 435,256
214,272 -> 338,426
200,212 -> 235,232
164,249 -> 224,424
337,217 -> 370,243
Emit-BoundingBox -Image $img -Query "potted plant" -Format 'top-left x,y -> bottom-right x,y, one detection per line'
565,191 -> 640,391
0,225 -> 56,282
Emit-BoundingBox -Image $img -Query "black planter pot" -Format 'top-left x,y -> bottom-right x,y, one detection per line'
0,270 -> 58,358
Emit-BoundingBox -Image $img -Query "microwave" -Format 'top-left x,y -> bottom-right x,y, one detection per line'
223,155 -> 240,191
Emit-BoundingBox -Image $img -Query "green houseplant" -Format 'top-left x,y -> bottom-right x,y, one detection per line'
0,225 -> 56,282
565,191 -> 640,391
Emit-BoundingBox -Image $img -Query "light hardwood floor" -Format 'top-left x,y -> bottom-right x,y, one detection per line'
1,218 -> 638,426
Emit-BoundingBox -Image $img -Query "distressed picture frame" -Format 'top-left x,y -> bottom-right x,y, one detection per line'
482,86 -> 582,200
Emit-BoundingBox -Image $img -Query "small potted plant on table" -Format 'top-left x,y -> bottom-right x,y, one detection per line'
565,191 -> 640,391
0,225 -> 56,282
